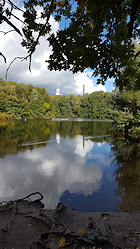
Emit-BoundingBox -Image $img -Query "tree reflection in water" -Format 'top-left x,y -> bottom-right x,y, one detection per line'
111,133 -> 140,211
0,119 -> 111,157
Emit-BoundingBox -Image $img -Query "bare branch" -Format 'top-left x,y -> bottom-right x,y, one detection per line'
2,15 -> 22,36
5,56 -> 25,79
0,29 -> 18,35
6,0 -> 24,12
0,52 -> 7,63
11,13 -> 26,25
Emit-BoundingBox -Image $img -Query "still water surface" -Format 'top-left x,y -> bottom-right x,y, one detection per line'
0,119 -> 140,212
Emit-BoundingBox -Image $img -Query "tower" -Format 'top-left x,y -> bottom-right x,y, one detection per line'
83,85 -> 85,95
56,88 -> 60,95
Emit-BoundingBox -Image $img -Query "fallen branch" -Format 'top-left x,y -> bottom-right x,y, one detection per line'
21,192 -> 44,201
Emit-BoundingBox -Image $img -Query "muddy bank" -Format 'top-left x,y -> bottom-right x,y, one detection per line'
0,193 -> 140,249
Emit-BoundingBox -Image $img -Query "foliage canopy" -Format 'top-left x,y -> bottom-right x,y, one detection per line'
0,0 -> 140,88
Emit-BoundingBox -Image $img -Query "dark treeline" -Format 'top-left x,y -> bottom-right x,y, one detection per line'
0,78 -> 140,132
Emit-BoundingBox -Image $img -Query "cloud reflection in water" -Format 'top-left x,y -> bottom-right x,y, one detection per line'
0,135 -> 113,209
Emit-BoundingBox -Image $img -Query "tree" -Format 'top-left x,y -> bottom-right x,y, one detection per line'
43,102 -> 50,114
68,94 -> 81,117
16,83 -> 28,100
111,90 -> 140,132
115,40 -> 140,90
0,0 -> 140,88
47,0 -> 140,87
80,93 -> 91,118
57,95 -> 71,117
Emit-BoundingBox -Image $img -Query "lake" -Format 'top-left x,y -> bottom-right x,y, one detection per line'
0,118 -> 140,212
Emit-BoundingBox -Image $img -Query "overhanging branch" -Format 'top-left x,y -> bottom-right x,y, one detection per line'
23,0 -> 55,72
5,0 -> 55,78
0,52 -> 7,63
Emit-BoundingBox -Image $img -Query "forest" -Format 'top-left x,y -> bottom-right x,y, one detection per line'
0,77 -> 140,133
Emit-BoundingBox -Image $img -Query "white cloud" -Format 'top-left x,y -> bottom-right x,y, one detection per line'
0,7 -> 107,95
107,78 -> 114,82
75,72 -> 106,95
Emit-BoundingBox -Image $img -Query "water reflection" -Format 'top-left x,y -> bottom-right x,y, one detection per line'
110,134 -> 140,211
1,119 -> 140,212
4,136 -> 106,207
56,134 -> 60,144
0,119 -> 111,156
0,119 -> 118,211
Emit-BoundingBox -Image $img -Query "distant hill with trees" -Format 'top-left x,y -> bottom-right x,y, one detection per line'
0,78 -> 140,133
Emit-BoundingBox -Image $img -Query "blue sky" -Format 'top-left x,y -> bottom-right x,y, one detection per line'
0,2 -> 115,95
85,69 -> 115,93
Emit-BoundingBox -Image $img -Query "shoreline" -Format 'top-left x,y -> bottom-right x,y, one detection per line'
0,193 -> 140,248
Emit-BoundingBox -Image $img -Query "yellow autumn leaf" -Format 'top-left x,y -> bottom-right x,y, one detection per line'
79,228 -> 84,234
59,237 -> 66,248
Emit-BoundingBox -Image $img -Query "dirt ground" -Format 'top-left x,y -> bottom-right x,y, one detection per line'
0,192 -> 140,249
